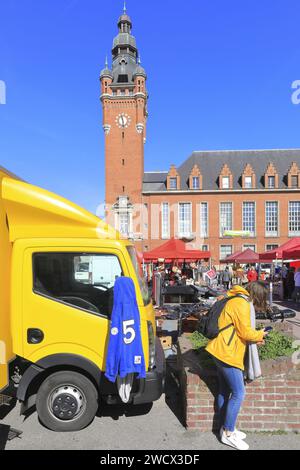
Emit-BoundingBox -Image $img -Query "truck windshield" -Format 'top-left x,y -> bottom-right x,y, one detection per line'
127,246 -> 151,306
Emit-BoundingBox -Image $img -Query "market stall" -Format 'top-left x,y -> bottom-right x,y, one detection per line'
222,248 -> 260,264
259,237 -> 300,261
143,238 -> 211,304
259,238 -> 300,300
282,245 -> 300,260
220,248 -> 261,285
143,238 -> 210,263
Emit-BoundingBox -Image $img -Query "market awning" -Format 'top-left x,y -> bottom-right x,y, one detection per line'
220,249 -> 243,263
259,238 -> 300,261
221,248 -> 259,264
143,238 -> 210,262
282,245 -> 300,260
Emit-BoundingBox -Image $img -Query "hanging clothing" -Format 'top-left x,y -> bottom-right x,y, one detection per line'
117,374 -> 135,403
244,303 -> 262,381
105,277 -> 146,383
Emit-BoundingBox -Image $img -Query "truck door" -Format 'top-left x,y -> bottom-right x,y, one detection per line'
0,199 -> 13,392
21,249 -> 125,371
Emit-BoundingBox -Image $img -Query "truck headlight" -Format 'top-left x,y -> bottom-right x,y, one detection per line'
147,321 -> 156,370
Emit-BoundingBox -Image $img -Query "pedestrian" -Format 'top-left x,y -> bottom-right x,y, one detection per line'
221,266 -> 231,290
235,265 -> 244,285
260,271 -> 266,281
292,267 -> 300,303
247,266 -> 258,283
286,267 -> 295,300
205,282 -> 268,450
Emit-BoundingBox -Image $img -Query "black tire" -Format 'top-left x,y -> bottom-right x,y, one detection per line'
36,371 -> 98,432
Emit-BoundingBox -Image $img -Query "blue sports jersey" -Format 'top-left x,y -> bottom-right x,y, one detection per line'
105,277 -> 146,382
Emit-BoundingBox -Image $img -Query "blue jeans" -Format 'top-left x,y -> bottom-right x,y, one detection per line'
213,358 -> 246,433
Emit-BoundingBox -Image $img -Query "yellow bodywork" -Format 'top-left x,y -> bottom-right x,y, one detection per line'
0,170 -> 15,390
0,170 -> 154,387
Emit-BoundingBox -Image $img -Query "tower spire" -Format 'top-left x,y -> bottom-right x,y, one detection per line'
123,1 -> 127,15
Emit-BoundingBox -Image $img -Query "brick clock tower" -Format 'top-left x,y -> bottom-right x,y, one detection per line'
100,7 -> 147,240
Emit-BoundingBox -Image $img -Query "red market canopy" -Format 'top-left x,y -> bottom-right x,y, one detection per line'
221,249 -> 243,263
259,237 -> 300,261
222,248 -> 259,264
282,245 -> 300,260
143,238 -> 210,262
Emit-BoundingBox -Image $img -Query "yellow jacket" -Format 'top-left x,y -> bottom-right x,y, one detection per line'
205,285 -> 265,370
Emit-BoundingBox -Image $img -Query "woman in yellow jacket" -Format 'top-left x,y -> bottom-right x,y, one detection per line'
206,283 -> 268,450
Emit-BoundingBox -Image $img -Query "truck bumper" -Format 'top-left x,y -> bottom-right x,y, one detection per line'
133,338 -> 166,405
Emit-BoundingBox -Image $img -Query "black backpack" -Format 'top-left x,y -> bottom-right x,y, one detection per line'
198,295 -> 247,340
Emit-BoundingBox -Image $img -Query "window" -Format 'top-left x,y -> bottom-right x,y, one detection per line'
192,177 -> 200,189
119,212 -> 130,236
200,202 -> 208,238
127,246 -> 151,306
268,176 -> 275,189
33,252 -> 123,317
220,202 -> 233,236
266,244 -> 278,251
242,202 -> 255,236
265,201 -> 278,237
117,74 -> 128,83
201,245 -> 209,251
291,175 -> 299,188
244,176 -> 252,189
289,201 -> 300,236
178,203 -> 192,237
243,244 -> 256,251
220,245 -> 233,260
161,203 -> 170,239
169,177 -> 177,190
222,176 -> 230,189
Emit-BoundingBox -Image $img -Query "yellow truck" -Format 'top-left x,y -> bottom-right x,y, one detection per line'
0,167 -> 164,431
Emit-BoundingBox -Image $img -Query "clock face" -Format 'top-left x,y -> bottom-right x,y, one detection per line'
115,113 -> 131,129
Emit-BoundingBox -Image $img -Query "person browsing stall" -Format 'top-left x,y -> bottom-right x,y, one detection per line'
205,282 -> 268,450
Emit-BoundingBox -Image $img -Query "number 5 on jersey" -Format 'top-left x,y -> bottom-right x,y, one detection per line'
123,320 -> 136,344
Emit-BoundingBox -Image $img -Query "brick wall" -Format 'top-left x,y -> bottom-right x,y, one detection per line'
142,191 -> 300,263
178,335 -> 300,433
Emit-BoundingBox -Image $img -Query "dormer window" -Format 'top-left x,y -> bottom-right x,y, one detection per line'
170,178 -> 177,190
167,165 -> 180,191
189,164 -> 202,190
222,176 -> 230,189
268,176 -> 275,189
287,162 -> 300,189
242,163 -> 256,189
264,162 -> 278,189
244,176 -> 253,189
219,164 -> 233,190
292,175 -> 299,188
192,177 -> 200,189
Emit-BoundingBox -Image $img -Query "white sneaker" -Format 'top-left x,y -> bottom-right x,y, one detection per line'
220,426 -> 246,440
221,430 -> 249,450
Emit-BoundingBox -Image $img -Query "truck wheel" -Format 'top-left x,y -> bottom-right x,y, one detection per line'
36,371 -> 98,432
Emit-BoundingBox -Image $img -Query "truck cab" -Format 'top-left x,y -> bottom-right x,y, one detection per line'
0,168 -> 165,432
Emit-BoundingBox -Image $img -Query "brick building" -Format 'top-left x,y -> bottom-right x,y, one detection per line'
100,9 -> 300,264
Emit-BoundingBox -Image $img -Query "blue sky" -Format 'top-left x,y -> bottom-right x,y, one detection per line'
0,0 -> 299,213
